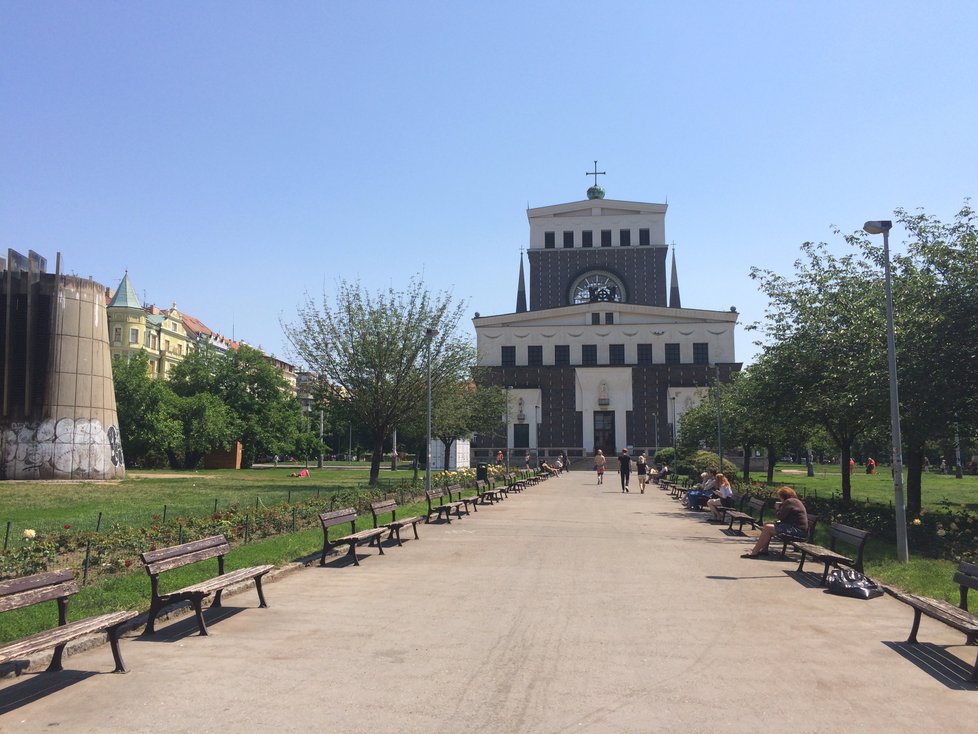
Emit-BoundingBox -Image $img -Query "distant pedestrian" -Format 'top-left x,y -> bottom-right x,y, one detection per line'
940,459 -> 948,474
618,448 -> 631,493
849,457 -> 855,475
496,450 -> 503,465
524,453 -> 531,470
560,451 -> 569,472
636,452 -> 649,493
594,450 -> 606,485
866,457 -> 876,474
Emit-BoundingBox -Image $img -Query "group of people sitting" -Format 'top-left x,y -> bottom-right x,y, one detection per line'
684,469 -> 810,559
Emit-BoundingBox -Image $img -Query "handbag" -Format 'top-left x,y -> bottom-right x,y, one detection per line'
826,568 -> 884,599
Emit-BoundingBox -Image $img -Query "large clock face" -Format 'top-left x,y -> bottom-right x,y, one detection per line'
570,272 -> 626,305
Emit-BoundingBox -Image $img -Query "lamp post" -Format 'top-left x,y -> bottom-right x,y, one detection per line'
505,386 -> 513,468
534,404 -> 540,452
715,366 -> 723,471
864,219 -> 909,562
425,328 -> 438,494
671,394 -> 677,449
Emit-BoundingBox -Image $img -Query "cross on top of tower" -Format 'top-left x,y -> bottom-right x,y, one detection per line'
585,160 -> 607,200
586,160 -> 606,186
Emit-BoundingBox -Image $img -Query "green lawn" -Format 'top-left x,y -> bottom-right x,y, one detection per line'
0,467 -> 420,540
764,463 -> 978,514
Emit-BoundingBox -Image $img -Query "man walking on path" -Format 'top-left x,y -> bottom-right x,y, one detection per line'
618,447 -> 631,492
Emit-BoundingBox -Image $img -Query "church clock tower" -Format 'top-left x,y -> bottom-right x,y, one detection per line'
473,166 -> 740,465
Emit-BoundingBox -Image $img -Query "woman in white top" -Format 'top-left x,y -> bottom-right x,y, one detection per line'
706,474 -> 734,521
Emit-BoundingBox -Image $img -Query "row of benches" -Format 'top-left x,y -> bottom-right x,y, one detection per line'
660,476 -> 978,680
0,470 -> 548,677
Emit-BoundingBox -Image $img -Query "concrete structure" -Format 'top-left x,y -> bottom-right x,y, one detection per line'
473,180 -> 740,463
429,437 -> 470,470
1,251 -> 124,480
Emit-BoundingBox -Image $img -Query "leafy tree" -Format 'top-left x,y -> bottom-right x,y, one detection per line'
112,352 -> 180,467
284,277 -> 473,485
750,242 -> 890,500
168,344 -> 302,468
166,392 -> 241,470
431,380 -> 506,469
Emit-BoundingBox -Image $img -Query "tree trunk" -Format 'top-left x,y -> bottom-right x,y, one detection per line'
840,443 -> 852,501
369,437 -> 385,485
905,446 -> 924,517
741,444 -> 752,482
766,444 -> 776,485
441,438 -> 451,472
166,449 -> 180,471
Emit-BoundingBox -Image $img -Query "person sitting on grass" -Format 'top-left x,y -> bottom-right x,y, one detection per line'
742,486 -> 808,558
289,468 -> 310,478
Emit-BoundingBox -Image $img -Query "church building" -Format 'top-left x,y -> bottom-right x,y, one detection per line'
472,173 -> 740,464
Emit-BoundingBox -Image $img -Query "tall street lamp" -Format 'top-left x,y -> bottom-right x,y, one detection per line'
715,366 -> 723,471
425,328 -> 438,494
505,386 -> 513,468
670,394 -> 677,450
864,219 -> 909,562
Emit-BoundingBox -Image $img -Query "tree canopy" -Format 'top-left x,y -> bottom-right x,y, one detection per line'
284,277 -> 474,484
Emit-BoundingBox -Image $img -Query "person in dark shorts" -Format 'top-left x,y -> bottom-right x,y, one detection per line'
742,487 -> 808,558
618,448 -> 631,492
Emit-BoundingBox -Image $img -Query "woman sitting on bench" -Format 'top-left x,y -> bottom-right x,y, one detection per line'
706,474 -> 734,521
742,486 -> 808,558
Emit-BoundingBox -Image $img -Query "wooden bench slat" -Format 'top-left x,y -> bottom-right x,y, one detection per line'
174,565 -> 275,597
143,543 -> 231,576
0,580 -> 78,613
141,535 -> 227,565
0,610 -> 137,664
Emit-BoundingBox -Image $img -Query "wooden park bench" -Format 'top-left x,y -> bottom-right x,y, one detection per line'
791,522 -> 870,586
448,483 -> 481,514
319,508 -> 388,566
775,512 -> 819,558
0,570 -> 137,674
473,479 -> 502,504
886,561 -> 978,681
713,491 -> 747,524
505,472 -> 526,493
370,499 -> 422,547
425,487 -> 467,523
725,497 -> 768,533
141,535 -> 273,636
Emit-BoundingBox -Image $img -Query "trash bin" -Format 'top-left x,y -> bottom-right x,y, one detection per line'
476,462 -> 489,481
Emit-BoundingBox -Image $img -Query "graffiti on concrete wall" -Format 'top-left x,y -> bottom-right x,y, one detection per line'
1,417 -> 126,480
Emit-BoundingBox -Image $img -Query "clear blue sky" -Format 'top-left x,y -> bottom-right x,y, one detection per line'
3,1 -> 975,366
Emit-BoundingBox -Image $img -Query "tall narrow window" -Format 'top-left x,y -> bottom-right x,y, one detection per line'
609,344 -> 625,365
619,229 -> 631,246
693,342 -> 709,365
604,312 -> 614,324
501,346 -> 516,366
582,230 -> 593,248
554,345 -> 570,365
601,230 -> 612,247
527,345 -> 543,366
639,228 -> 650,246
544,231 -> 555,249
582,344 -> 598,365
591,313 -> 600,325
665,343 -> 681,364
130,328 -> 139,344
637,344 -> 653,365
113,327 -> 122,344
563,231 -> 574,248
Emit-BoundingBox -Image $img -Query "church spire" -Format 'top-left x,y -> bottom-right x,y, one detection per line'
669,247 -> 682,308
516,252 -> 527,313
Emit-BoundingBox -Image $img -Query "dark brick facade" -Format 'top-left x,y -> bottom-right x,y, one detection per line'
475,362 -> 740,451
527,246 -> 667,310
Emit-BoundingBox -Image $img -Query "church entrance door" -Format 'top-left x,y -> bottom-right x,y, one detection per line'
513,424 -> 529,449
593,411 -> 615,456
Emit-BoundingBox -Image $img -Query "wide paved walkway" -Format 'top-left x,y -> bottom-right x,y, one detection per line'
2,471 -> 976,732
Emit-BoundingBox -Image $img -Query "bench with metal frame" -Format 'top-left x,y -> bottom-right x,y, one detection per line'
370,499 -> 422,547
724,497 -> 768,533
425,487 -> 467,523
790,522 -> 870,586
319,508 -> 388,566
141,535 -> 272,636
0,570 -> 137,674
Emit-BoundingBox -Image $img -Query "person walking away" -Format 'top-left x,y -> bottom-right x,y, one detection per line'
560,451 -> 570,472
594,450 -> 606,485
849,457 -> 855,475
496,450 -> 504,465
618,447 -> 632,492
636,453 -> 649,493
